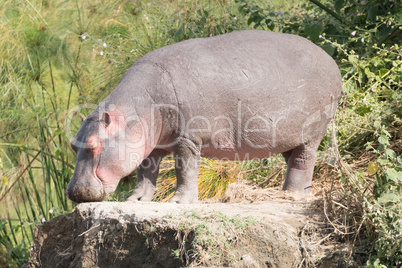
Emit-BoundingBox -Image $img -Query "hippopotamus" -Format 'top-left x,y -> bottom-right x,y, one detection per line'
67,30 -> 342,203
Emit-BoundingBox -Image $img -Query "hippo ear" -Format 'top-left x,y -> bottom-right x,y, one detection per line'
102,112 -> 111,128
80,113 -> 86,122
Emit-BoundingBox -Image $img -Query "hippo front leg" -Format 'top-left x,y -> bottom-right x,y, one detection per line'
282,141 -> 321,195
127,150 -> 169,202
169,137 -> 201,204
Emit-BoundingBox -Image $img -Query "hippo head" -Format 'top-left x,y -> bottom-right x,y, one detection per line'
67,109 -> 157,202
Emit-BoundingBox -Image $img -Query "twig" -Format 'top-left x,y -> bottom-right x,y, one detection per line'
331,200 -> 349,210
323,191 -> 355,235
257,167 -> 284,188
349,217 -> 365,258
78,224 -> 101,237
297,257 -> 305,268
308,0 -> 352,27
311,233 -> 332,246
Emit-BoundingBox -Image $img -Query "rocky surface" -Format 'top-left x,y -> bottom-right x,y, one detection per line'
23,189 -> 348,267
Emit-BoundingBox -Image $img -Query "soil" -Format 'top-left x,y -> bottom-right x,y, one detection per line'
22,183 -> 353,268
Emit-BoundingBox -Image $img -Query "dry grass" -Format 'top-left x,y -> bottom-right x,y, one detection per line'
207,151 -> 379,267
220,182 -> 295,203
309,154 -> 380,265
153,157 -> 244,202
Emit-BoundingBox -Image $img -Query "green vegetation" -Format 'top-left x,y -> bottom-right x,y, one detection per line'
0,0 -> 400,267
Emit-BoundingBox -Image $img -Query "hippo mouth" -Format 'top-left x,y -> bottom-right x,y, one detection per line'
94,155 -> 115,199
93,170 -> 104,193
93,156 -> 106,196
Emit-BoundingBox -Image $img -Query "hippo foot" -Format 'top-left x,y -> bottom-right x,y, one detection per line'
126,185 -> 155,202
283,185 -> 312,196
168,191 -> 198,204
282,168 -> 313,196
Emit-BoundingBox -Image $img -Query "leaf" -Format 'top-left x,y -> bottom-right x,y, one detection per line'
266,21 -> 274,31
385,149 -> 396,160
321,43 -> 335,56
377,158 -> 388,166
348,54 -> 358,64
371,56 -> 384,67
305,24 -> 321,41
396,12 -> 402,24
252,15 -> 263,25
355,105 -> 370,116
173,26 -> 184,40
250,5 -> 260,12
378,135 -> 389,145
334,0 -> 344,13
375,68 -> 390,78
1,176 -> 8,186
55,148 -> 61,158
54,129 -> 62,136
368,162 -> 379,176
367,4 -> 378,22
364,67 -> 375,79
385,168 -> 398,183
378,193 -> 399,204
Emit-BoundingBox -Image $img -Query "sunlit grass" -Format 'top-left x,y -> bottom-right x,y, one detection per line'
152,155 -> 286,202
154,157 -> 243,202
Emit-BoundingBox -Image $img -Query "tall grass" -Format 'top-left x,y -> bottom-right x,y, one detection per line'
0,0 -> 87,265
0,0 -> 247,265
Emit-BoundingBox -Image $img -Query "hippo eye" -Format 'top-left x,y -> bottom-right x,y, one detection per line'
85,144 -> 103,158
85,146 -> 94,154
85,135 -> 103,157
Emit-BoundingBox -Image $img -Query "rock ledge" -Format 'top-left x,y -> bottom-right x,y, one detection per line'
23,200 -> 342,267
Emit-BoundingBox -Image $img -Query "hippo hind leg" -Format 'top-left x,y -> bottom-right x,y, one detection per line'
127,149 -> 169,202
282,141 -> 321,195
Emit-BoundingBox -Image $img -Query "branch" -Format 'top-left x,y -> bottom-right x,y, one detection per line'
308,0 -> 352,28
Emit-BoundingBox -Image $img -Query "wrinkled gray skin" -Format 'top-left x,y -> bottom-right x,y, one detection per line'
67,30 -> 342,203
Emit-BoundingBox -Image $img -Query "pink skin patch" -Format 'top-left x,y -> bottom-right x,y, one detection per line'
86,135 -> 103,158
85,135 -> 114,185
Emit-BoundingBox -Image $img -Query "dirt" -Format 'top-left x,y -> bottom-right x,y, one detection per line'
22,183 -> 352,268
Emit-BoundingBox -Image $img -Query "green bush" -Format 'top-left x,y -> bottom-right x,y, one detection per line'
237,0 -> 401,265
